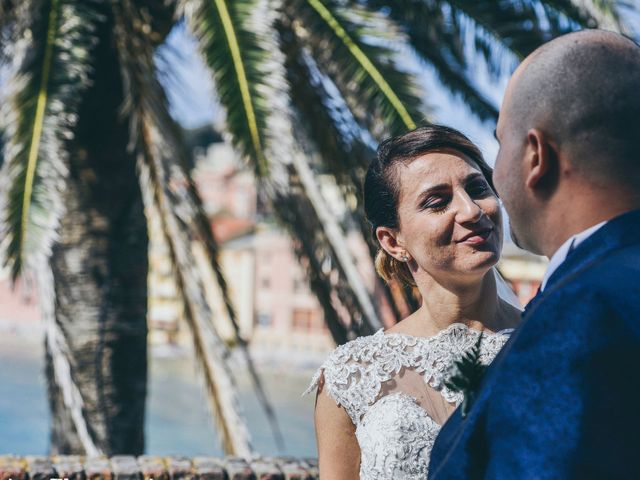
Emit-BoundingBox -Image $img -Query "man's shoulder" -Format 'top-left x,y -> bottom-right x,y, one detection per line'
525,243 -> 640,341
546,241 -> 640,299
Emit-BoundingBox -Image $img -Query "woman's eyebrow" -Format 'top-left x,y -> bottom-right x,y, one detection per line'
465,172 -> 484,183
417,183 -> 449,200
417,173 -> 485,200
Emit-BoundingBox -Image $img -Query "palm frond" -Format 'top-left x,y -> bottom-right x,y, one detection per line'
112,0 -> 284,454
238,13 -> 387,338
416,48 -> 499,122
0,0 -> 19,65
541,0 -> 623,31
278,17 -> 369,185
0,0 -> 101,281
181,0 -> 384,337
286,0 -> 425,137
445,0 -> 550,67
356,0 -> 498,122
170,146 -> 286,450
439,0 -> 623,77
291,150 -> 382,333
268,141 -> 383,340
278,20 -> 419,322
138,153 -> 253,456
180,0 -> 277,177
171,147 -> 287,450
271,190 -> 351,344
267,171 -> 370,343
182,171 -> 285,451
36,263 -> 102,455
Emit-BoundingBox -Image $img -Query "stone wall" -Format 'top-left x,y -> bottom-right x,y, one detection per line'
0,455 -> 318,480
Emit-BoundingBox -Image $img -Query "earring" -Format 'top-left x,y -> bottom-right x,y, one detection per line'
400,253 -> 410,262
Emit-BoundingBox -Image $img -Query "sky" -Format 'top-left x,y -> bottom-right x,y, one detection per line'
157,25 -> 219,129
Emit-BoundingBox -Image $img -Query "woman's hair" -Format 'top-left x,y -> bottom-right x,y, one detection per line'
364,124 -> 495,286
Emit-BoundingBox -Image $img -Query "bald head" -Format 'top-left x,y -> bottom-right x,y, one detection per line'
503,29 -> 640,186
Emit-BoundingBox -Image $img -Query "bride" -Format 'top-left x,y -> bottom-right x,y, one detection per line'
306,125 -> 521,479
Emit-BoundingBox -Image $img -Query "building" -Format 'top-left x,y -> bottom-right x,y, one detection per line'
498,242 -> 547,306
0,272 -> 40,332
147,141 -> 336,354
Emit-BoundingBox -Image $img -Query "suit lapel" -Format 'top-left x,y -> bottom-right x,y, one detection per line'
523,285 -> 542,314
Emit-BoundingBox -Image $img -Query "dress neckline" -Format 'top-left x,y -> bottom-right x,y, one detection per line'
378,322 -> 514,343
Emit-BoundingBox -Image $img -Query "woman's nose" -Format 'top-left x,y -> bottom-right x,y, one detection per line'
455,191 -> 483,224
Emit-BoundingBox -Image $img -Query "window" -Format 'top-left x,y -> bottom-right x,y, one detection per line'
257,313 -> 272,326
292,308 -> 315,331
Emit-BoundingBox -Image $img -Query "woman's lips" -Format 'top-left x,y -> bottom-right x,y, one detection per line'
458,228 -> 493,245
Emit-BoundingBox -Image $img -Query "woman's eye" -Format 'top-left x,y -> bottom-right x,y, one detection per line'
467,182 -> 490,197
422,196 -> 449,210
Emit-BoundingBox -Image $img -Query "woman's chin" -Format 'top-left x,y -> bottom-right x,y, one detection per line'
460,250 -> 500,273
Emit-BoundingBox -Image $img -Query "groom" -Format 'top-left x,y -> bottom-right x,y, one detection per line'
430,30 -> 640,479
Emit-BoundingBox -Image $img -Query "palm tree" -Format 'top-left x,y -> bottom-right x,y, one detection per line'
0,0 -> 626,455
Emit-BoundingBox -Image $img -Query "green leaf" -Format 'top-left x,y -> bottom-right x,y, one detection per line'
444,332 -> 487,417
439,0 -> 623,75
286,0 -> 426,137
181,0 -> 278,177
278,17 -> 420,322
357,0 -> 499,122
278,18 -> 371,184
0,0 -> 101,280
0,0 -> 16,64
112,0 -> 283,454
541,0 -> 623,31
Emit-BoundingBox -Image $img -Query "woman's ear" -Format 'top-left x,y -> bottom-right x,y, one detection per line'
376,226 -> 408,261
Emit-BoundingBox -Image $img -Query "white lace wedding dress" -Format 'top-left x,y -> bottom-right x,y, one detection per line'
305,323 -> 511,479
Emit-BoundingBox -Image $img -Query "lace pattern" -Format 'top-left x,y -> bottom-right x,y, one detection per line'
305,323 -> 511,479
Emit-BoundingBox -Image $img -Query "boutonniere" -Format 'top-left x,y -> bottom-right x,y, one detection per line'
444,333 -> 486,418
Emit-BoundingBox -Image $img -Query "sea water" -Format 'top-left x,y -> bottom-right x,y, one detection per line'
0,334 -> 318,457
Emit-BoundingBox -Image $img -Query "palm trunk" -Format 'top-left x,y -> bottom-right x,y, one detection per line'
46,22 -> 148,454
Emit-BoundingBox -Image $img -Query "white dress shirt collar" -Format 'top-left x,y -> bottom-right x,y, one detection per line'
540,220 -> 608,292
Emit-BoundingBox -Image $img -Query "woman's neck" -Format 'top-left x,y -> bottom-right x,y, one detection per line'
394,270 -> 506,338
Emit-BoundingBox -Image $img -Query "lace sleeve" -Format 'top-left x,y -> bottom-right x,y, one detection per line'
303,335 -> 380,426
303,366 -> 326,398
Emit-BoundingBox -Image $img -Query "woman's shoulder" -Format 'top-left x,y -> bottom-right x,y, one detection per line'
325,329 -> 391,362
304,330 -> 386,391
303,329 -> 409,421
305,327 -> 429,378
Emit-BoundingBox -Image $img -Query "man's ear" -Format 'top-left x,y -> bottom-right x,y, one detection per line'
524,128 -> 557,191
376,226 -> 407,260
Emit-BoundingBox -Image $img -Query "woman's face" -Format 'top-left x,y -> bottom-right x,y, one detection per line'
392,150 -> 503,280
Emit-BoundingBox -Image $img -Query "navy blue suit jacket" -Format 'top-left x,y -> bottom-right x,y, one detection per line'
430,209 -> 640,479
